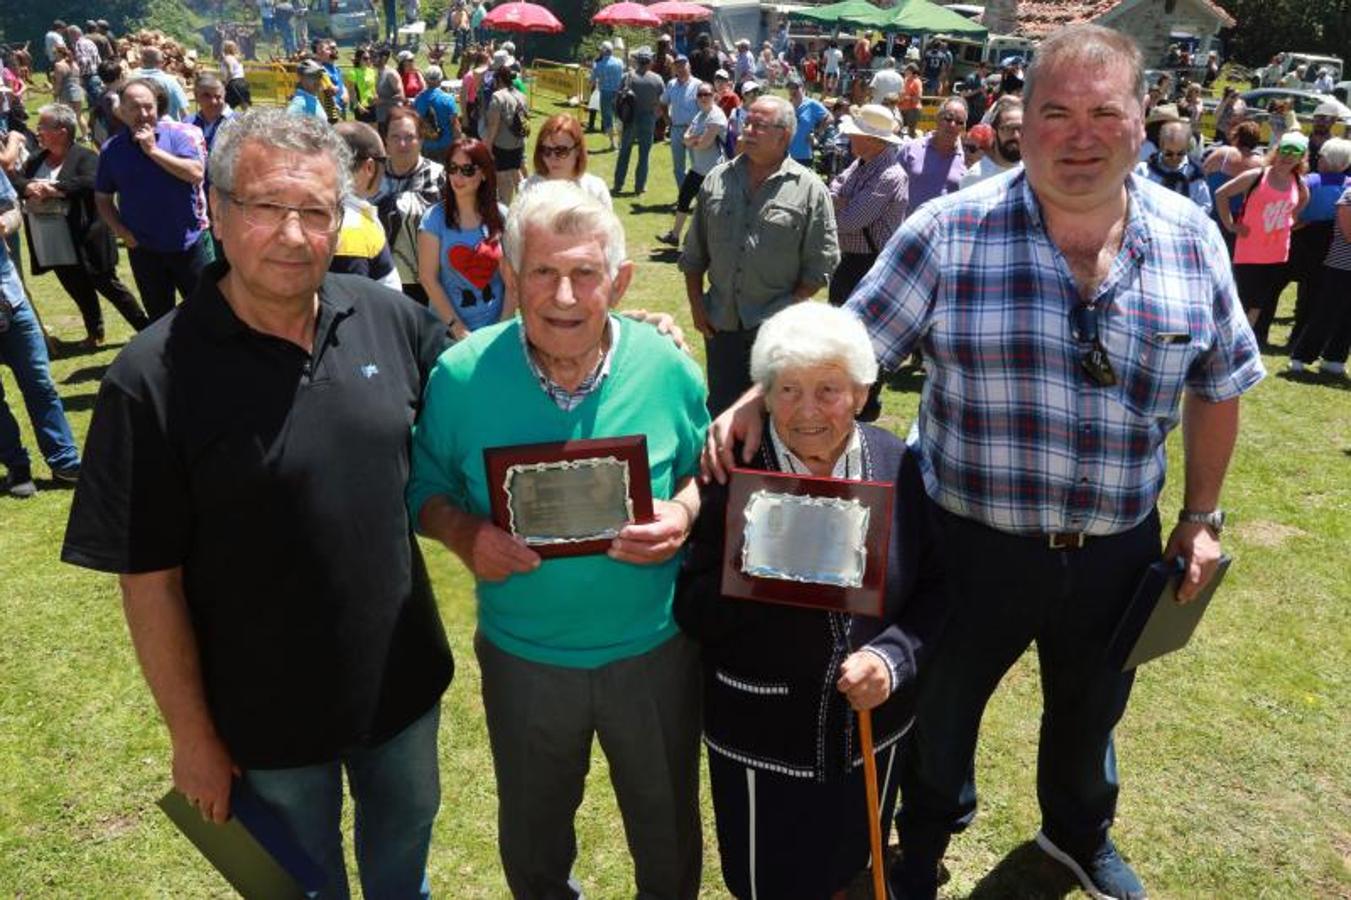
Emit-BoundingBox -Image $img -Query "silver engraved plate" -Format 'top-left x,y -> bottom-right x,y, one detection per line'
503,456 -> 634,545
740,490 -> 870,588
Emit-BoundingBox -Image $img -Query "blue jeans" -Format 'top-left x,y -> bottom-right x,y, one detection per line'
613,112 -> 656,194
898,502 -> 1158,859
281,22 -> 298,55
599,89 -> 617,134
127,235 -> 209,322
242,704 -> 441,900
669,123 -> 689,188
0,301 -> 80,473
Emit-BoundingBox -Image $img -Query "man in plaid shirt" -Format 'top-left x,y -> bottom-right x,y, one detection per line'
705,25 -> 1263,900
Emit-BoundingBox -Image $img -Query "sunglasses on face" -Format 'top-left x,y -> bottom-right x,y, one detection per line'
1070,303 -> 1117,387
540,143 -> 576,158
697,92 -> 714,98
448,163 -> 479,176
1277,146 -> 1304,157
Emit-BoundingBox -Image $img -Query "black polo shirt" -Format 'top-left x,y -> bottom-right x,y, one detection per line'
62,262 -> 454,769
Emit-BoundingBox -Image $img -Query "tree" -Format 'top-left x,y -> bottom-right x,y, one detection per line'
1221,0 -> 1351,66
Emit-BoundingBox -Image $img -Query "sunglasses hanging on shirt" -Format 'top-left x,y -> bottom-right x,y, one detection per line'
1070,303 -> 1118,387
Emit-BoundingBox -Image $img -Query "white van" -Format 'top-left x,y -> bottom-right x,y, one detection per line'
1272,52 -> 1343,83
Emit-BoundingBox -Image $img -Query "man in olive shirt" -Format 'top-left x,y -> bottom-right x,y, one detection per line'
679,95 -> 839,415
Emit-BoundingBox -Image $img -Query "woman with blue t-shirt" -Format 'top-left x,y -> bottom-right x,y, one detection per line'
417,138 -> 513,340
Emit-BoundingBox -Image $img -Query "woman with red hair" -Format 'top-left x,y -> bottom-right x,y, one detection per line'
518,114 -> 612,208
417,138 -> 513,340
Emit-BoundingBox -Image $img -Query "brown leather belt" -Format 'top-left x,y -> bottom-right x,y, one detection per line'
1043,532 -> 1088,550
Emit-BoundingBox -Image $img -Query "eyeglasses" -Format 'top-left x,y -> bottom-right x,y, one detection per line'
744,118 -> 786,131
696,92 -> 714,98
226,194 -> 340,234
996,123 -> 1022,135
1069,303 -> 1117,387
962,143 -> 980,153
447,163 -> 480,176
539,143 -> 576,158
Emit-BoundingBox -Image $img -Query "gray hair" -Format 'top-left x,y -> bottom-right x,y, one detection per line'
503,180 -> 625,278
1319,137 -> 1351,173
940,95 -> 969,119
755,94 -> 797,145
208,108 -> 353,203
750,302 -> 878,388
140,45 -> 163,68
1023,25 -> 1143,108
984,94 -> 1022,129
194,72 -> 224,94
37,103 -> 79,142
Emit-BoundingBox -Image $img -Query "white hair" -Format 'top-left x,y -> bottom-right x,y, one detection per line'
209,107 -> 353,202
1319,138 -> 1351,172
754,94 -> 797,145
503,180 -> 626,278
750,302 -> 878,389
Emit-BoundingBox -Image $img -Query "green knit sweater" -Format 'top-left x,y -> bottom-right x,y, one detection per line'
408,316 -> 710,668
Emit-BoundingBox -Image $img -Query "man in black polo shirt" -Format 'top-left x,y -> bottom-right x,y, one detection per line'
62,109 -> 453,897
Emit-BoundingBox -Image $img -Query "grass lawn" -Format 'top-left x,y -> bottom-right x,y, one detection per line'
1,103 -> 1349,897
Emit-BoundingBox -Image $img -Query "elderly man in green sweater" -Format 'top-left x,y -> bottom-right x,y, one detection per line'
407,180 -> 709,900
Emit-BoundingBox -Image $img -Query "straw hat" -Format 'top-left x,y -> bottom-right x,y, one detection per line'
840,104 -> 903,144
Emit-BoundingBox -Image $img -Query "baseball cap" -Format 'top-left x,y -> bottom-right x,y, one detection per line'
714,68 -> 730,81
675,53 -> 689,63
1278,130 -> 1309,152
297,59 -> 324,77
786,74 -> 803,88
633,46 -> 654,61
397,50 -> 415,62
741,80 -> 761,94
601,40 -> 613,52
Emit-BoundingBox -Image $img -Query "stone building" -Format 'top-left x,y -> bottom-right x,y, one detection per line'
981,0 -> 1235,65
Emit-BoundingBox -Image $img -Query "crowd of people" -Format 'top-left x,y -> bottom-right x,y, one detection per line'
0,12 -> 1342,900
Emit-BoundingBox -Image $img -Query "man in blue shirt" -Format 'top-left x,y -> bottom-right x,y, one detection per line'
660,55 -> 702,188
0,168 -> 81,497
786,76 -> 829,168
136,46 -> 190,121
412,66 -> 460,164
287,60 -> 328,120
591,41 -> 625,151
315,39 -> 348,119
707,26 -> 1263,900
95,79 -> 209,321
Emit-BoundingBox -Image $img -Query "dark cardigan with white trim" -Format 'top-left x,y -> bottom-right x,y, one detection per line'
675,420 -> 950,783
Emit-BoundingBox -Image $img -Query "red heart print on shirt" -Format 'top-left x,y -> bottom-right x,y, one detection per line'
448,240 -> 502,290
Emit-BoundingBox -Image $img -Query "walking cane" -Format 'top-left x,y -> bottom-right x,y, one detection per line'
859,707 -> 886,900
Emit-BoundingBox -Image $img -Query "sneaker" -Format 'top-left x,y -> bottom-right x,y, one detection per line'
1319,360 -> 1346,377
1288,359 -> 1307,373
1035,830 -> 1147,900
3,468 -> 36,499
50,464 -> 81,484
656,231 -> 679,246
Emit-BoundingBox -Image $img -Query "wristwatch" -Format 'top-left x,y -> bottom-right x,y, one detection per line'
1178,509 -> 1225,536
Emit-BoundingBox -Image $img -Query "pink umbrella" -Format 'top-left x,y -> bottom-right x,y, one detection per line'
593,2 -> 664,27
646,0 -> 713,22
482,1 -> 564,33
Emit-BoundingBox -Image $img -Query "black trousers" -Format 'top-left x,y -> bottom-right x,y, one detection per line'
829,251 -> 878,307
1290,264 -> 1351,365
127,237 -> 208,322
52,264 -> 149,338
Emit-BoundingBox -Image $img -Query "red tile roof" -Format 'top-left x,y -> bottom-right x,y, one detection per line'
1013,0 -> 1234,38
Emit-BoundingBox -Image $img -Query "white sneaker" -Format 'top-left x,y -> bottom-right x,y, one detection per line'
1288,359 -> 1307,373
1319,360 -> 1346,376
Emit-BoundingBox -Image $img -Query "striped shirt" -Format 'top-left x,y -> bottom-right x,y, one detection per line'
829,143 -> 909,255
521,315 -> 620,411
1324,187 -> 1351,271
845,170 -> 1265,536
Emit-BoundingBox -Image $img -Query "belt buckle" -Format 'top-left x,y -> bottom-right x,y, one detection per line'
1047,532 -> 1085,550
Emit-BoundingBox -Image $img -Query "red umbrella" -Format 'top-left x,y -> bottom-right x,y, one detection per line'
646,0 -> 713,22
593,2 -> 664,27
482,1 -> 564,33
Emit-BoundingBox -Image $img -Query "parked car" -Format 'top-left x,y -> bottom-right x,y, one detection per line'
308,0 -> 378,43
1265,51 -> 1343,85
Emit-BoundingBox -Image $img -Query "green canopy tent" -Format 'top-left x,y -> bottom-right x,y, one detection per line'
856,0 -> 988,38
787,0 -> 888,29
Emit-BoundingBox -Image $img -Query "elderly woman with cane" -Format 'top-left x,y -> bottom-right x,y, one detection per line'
676,302 -> 949,900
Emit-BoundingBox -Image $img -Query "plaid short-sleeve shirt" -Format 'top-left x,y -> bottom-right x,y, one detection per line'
846,170 -> 1265,536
